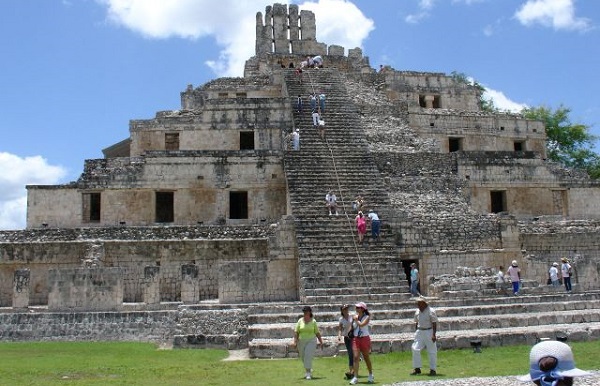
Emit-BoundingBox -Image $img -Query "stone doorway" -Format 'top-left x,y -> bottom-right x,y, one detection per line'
401,259 -> 419,293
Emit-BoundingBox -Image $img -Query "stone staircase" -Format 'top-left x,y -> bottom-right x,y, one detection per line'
247,291 -> 600,358
282,67 -> 408,304
245,67 -> 600,359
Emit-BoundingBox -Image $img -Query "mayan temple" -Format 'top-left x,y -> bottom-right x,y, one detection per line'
1,4 -> 599,357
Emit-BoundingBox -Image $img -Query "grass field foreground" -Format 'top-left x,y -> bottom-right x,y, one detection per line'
0,341 -> 598,385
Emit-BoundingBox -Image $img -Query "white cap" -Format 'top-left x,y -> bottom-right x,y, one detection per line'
518,341 -> 591,382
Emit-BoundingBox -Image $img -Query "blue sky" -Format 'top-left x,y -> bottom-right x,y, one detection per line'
1,0 -> 598,229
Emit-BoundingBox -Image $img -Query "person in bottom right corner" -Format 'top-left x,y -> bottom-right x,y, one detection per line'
561,257 -> 573,293
411,296 -> 438,377
518,340 -> 592,386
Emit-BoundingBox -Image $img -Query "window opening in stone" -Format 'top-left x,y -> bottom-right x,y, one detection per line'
490,190 -> 507,213
448,137 -> 463,152
229,191 -> 248,219
155,191 -> 174,223
419,95 -> 426,108
218,92 -> 228,99
432,95 -> 441,108
236,92 -> 247,98
240,131 -> 255,150
165,133 -> 180,151
514,141 -> 524,152
82,192 -> 101,223
500,126 -> 505,131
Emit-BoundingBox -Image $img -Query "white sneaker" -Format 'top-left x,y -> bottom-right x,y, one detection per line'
305,371 -> 311,380
349,377 -> 358,385
368,373 -> 374,383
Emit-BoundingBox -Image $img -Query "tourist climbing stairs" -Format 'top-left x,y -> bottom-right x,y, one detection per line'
282,67 -> 409,304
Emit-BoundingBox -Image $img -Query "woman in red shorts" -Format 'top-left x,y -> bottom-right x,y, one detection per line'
349,302 -> 374,384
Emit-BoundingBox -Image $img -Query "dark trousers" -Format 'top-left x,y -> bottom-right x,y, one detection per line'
344,336 -> 354,368
564,276 -> 572,291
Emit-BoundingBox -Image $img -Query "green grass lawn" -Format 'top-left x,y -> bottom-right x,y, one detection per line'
0,341 -> 597,385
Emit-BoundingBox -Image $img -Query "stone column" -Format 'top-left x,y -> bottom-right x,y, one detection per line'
299,10 -> 316,41
272,3 -> 289,53
255,10 -> 273,55
13,269 -> 31,309
289,4 -> 299,42
181,264 -> 199,304
143,266 -> 161,305
424,95 -> 435,108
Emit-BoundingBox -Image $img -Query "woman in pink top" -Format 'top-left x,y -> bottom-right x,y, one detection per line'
355,211 -> 367,245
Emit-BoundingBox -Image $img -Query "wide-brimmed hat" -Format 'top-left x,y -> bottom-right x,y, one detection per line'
416,296 -> 429,305
512,260 -> 518,266
355,302 -> 368,310
518,340 -> 591,382
561,257 -> 569,263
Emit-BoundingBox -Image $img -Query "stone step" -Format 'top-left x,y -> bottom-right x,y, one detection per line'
248,321 -> 600,358
249,308 -> 600,340
247,299 -> 600,325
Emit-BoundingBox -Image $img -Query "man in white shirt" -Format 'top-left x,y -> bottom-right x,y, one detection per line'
367,209 -> 380,242
325,190 -> 337,215
411,297 -> 438,377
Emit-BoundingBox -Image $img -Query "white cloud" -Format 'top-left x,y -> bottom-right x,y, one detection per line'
514,0 -> 591,31
0,153 -> 67,230
405,0 -> 435,24
483,87 -> 528,113
299,0 -> 374,51
97,0 -> 374,77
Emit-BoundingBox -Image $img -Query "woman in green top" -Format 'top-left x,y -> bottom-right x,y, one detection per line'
294,306 -> 324,380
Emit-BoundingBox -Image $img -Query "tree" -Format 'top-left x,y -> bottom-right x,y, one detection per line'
450,71 -> 497,112
521,105 -> 600,178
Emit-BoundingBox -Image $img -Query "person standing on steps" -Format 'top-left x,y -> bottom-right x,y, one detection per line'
337,304 -> 355,380
549,262 -> 560,290
309,93 -> 317,111
496,265 -> 507,295
355,211 -> 367,245
349,302 -> 374,385
318,113 -> 326,140
561,257 -> 573,293
352,195 -> 364,213
411,296 -> 438,377
507,260 -> 521,295
318,92 -> 326,113
367,209 -> 381,243
293,305 -> 324,380
312,109 -> 320,129
296,94 -> 303,113
291,129 -> 300,151
295,67 -> 303,84
410,263 -> 420,297
325,190 -> 338,215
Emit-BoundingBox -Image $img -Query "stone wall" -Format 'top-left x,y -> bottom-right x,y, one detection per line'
409,111 -> 546,154
377,71 -> 481,111
48,267 -> 124,311
0,307 -> 248,349
520,220 -> 600,291
27,151 -> 287,228
130,98 -> 291,155
0,226 -> 299,306
457,152 -> 600,218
